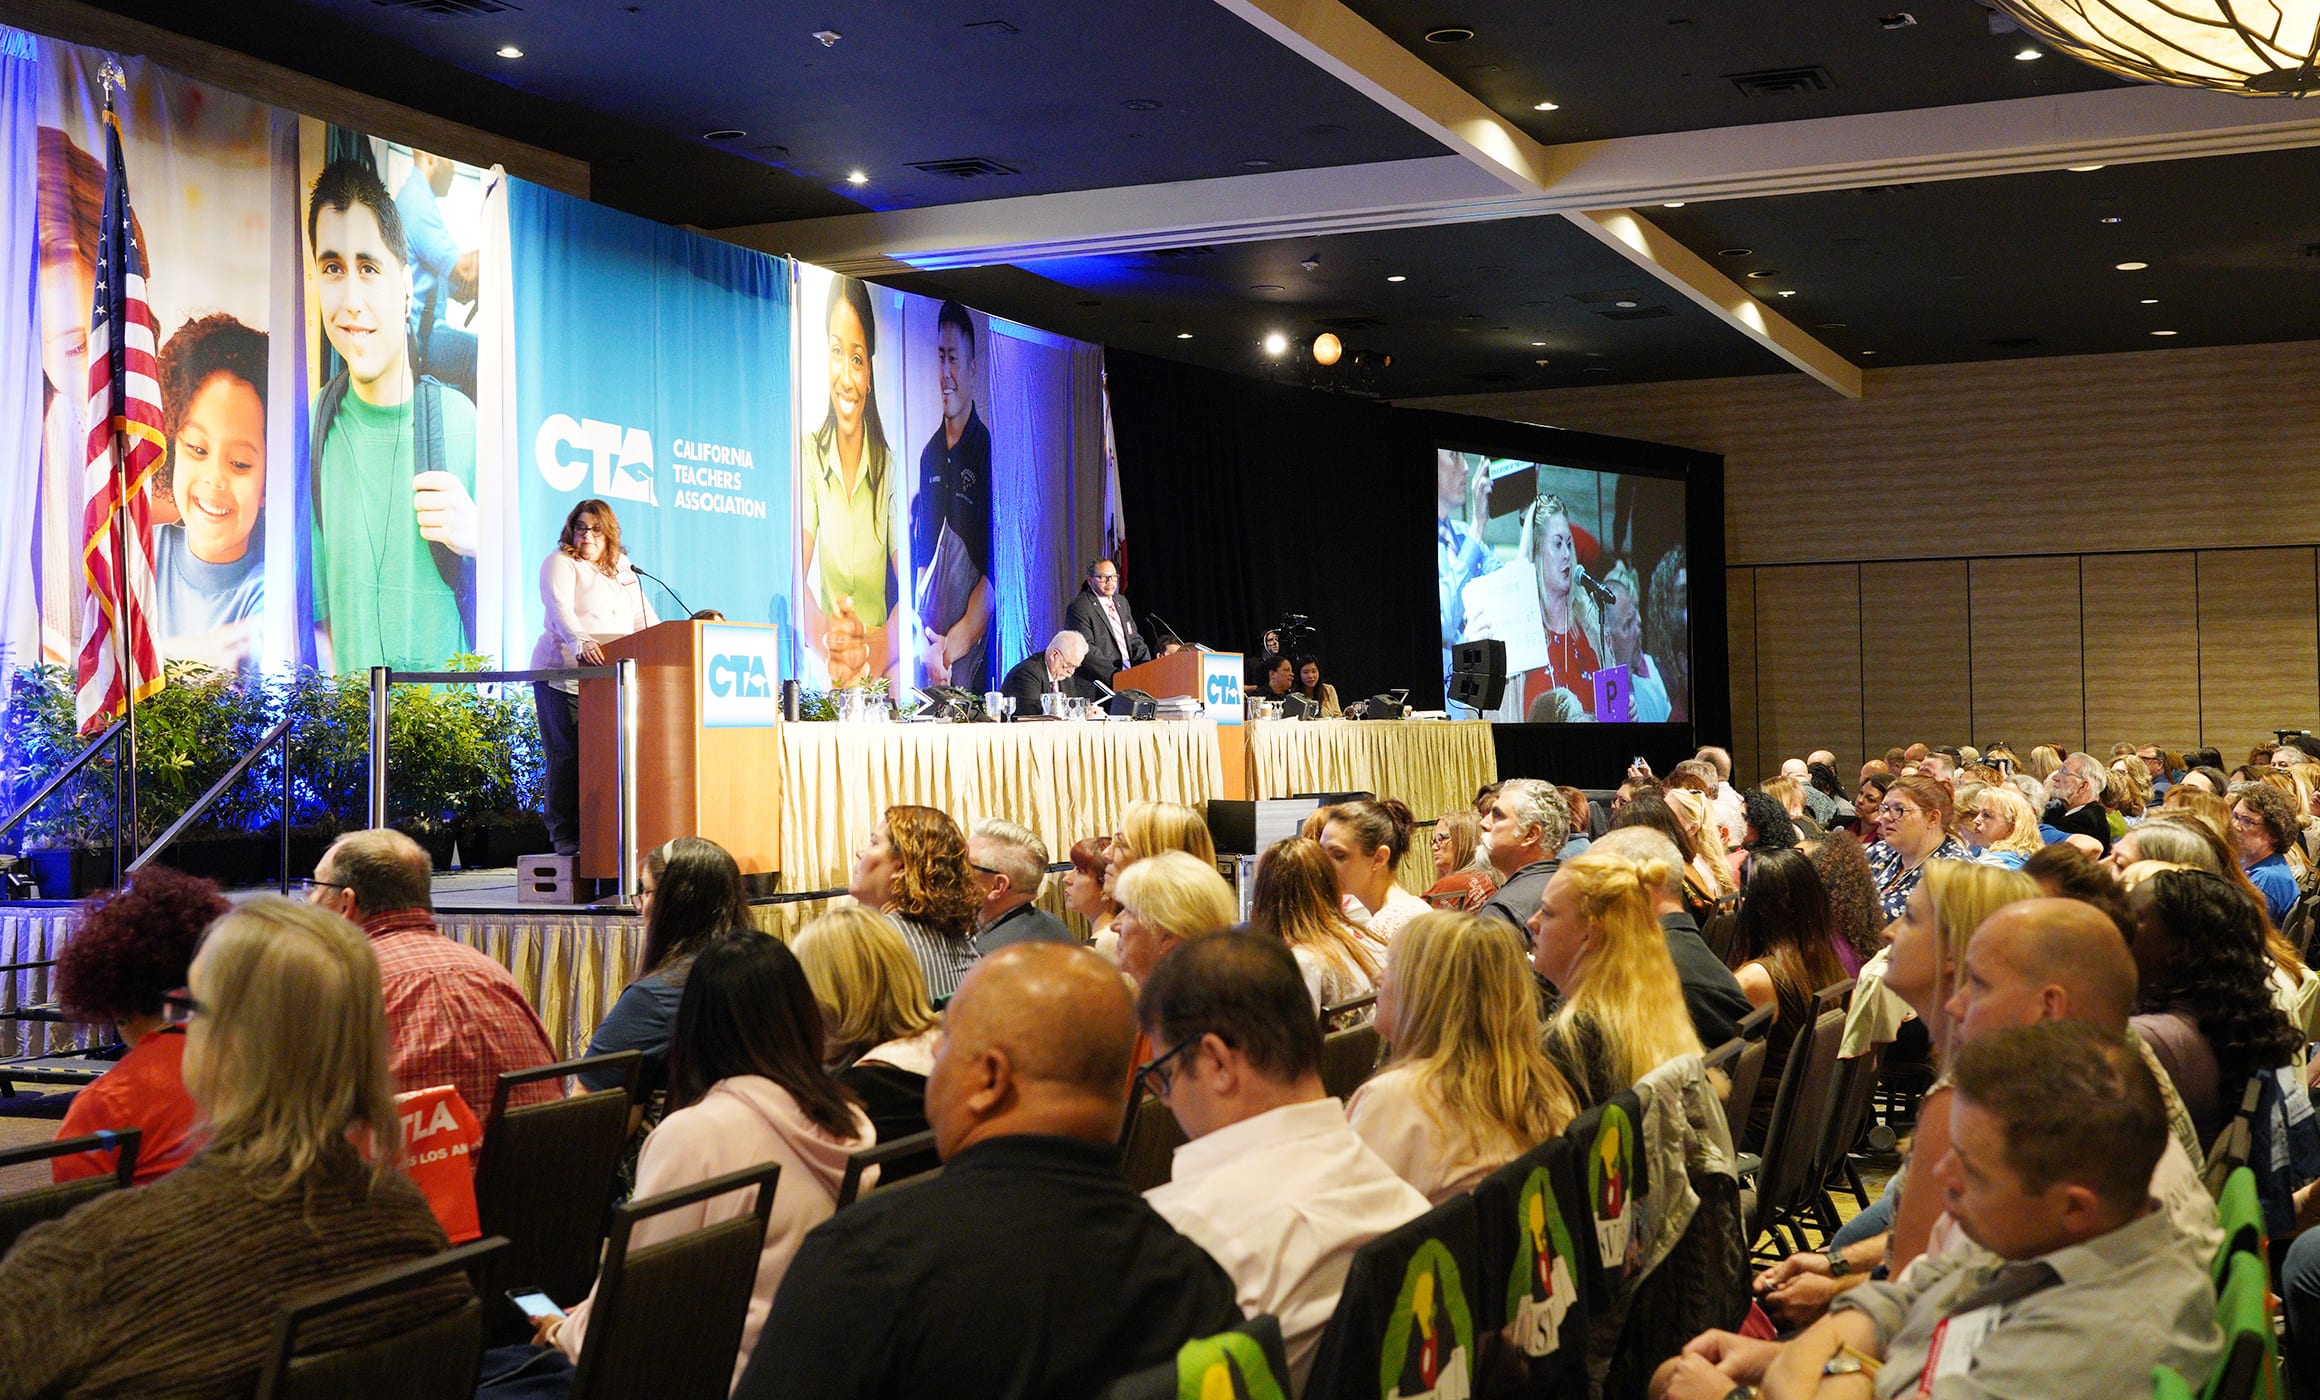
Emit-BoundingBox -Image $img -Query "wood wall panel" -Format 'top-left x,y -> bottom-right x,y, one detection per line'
1968,557 -> 2084,754
1751,566 -> 1861,775
2081,553 -> 2201,753
2198,549 -> 2320,746
1860,561 -> 1970,754
1727,568 -> 1759,786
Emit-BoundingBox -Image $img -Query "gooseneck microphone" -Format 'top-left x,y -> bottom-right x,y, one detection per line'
628,560 -> 696,618
1571,565 -> 1618,607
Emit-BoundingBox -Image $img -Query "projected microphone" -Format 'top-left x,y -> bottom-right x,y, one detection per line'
628,560 -> 696,618
1572,565 -> 1618,607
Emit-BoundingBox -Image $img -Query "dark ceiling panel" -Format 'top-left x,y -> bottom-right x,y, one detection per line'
1650,147 -> 2320,367
1341,0 -> 2125,143
280,0 -> 1446,208
888,215 -> 1793,398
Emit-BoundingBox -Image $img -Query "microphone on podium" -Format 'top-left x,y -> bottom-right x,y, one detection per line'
628,559 -> 697,618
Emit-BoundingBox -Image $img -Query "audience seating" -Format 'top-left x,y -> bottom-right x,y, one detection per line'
2212,1165 -> 2263,1287
1095,1313 -> 1291,1400
1118,1091 -> 1188,1193
2209,1250 -> 2278,1400
1815,1043 -> 1886,1216
2151,1364 -> 2196,1400
1744,1004 -> 1847,1255
1319,1020 -> 1383,1103
1302,1192 -> 1485,1400
474,1051 -> 640,1310
566,1160 -> 783,1400
252,1235 -> 506,1400
835,1129 -> 938,1207
1320,993 -> 1377,1031
1724,1006 -> 1775,1174
0,1127 -> 140,1258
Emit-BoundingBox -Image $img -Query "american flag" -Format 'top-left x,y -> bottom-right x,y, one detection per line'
75,92 -> 166,735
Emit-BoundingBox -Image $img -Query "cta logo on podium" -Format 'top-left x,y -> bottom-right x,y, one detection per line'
701,623 -> 784,728
1201,654 -> 1244,726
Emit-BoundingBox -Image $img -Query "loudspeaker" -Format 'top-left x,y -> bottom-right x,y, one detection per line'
1107,688 -> 1157,720
1354,690 -> 1411,720
1449,639 -> 1507,710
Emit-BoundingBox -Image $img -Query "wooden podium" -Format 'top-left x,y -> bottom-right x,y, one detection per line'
1115,649 -> 1248,799
579,620 -> 782,881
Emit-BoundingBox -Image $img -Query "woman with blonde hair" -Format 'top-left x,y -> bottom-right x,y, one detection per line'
0,898 -> 461,1393
1349,911 -> 1579,1201
1960,784 -> 2043,871
2026,745 -> 2064,782
1103,799 -> 1217,898
1666,787 -> 1740,898
2163,784 -> 2234,842
1250,837 -> 1383,1012
1527,848 -> 1707,1105
1113,850 -> 1239,985
794,907 -> 945,1168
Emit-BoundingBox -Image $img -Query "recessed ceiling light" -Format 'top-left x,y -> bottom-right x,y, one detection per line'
1744,269 -> 1780,279
1124,98 -> 1163,112
1240,158 -> 1274,169
1176,332 -> 1193,339
703,128 -> 745,141
2115,261 -> 2148,270
846,170 -> 869,185
2151,329 -> 2179,336
2140,298 -> 2159,304
1534,358 -> 1550,366
2068,164 -> 2106,172
1533,101 -> 1560,111
1250,283 -> 1283,292
1386,274 -> 1406,283
1531,340 -> 1546,346
2015,46 -> 2043,60
1662,201 -> 1687,208
1262,332 -> 1288,356
496,44 -> 524,58
1614,300 -> 1639,308
1718,248 -> 1754,258
1861,350 -> 1876,356
1424,26 -> 1476,42
2099,216 -> 2123,224
1776,289 -> 1797,297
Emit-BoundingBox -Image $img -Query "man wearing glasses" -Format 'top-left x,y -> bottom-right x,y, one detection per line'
2230,784 -> 2303,925
1064,557 -> 1151,689
1138,931 -> 1428,1390
2042,752 -> 2114,855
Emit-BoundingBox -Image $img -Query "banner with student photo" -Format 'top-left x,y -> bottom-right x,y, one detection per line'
506,177 -> 791,667
5,38 -> 281,679
295,122 -> 502,675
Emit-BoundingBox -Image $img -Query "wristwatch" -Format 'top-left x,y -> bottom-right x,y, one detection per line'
1724,1386 -> 1757,1400
1823,1355 -> 1866,1377
1825,1250 -> 1853,1278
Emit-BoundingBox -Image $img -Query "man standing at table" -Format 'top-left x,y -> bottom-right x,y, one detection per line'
1065,558 -> 1149,688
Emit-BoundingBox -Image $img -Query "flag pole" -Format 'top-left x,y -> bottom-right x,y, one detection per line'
100,60 -> 138,858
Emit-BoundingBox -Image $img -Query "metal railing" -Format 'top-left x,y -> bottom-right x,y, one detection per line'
0,717 -> 131,891
130,715 -> 295,892
368,663 -> 640,901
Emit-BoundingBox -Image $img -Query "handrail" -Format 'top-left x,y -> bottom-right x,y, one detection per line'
367,662 -> 636,902
0,717 -> 129,890
130,715 -> 295,893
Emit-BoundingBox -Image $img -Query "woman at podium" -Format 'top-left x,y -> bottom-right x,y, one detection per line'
532,499 -> 658,856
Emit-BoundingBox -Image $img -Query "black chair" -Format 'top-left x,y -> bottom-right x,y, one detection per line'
568,1160 -> 782,1400
1815,1043 -> 1887,1216
1722,1005 -> 1776,1171
835,1128 -> 938,1207
1119,1091 -> 1188,1193
253,1235 -> 506,1400
1811,977 -> 1858,1017
1319,1021 -> 1383,1102
1748,1005 -> 1847,1255
1303,1193 -> 1485,1400
1704,1035 -> 1742,1125
0,1128 -> 140,1259
1735,1003 -> 1777,1044
1320,993 -> 1377,1030
1096,1314 -> 1291,1400
474,1051 -> 640,1309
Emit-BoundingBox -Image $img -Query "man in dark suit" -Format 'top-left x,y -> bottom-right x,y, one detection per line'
1063,558 -> 1150,687
969,819 -> 1076,952
1000,630 -> 1095,716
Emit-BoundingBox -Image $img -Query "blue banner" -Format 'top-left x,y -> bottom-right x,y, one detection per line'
509,181 -> 791,660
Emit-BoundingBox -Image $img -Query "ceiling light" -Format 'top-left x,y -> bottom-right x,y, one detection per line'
2100,215 -> 2123,223
1662,201 -> 1687,208
1313,333 -> 1343,366
1424,26 -> 1476,42
1776,290 -> 1798,297
1614,300 -> 1639,308
2151,329 -> 2179,336
846,170 -> 869,185
1124,98 -> 1163,112
2141,297 -> 2159,304
1250,283 -> 1283,292
496,44 -> 524,58
1533,101 -> 1561,111
1386,274 -> 1407,283
1240,158 -> 1275,169
1744,269 -> 1780,279
1718,248 -> 1754,258
1262,332 -> 1288,356
1176,332 -> 1193,340
1861,350 -> 1877,356
1982,0 -> 2320,95
1535,358 -> 1551,366
1531,340 -> 1547,346
703,128 -> 745,141
813,29 -> 840,47
2015,46 -> 2043,59
2115,260 -> 2148,270
2068,163 -> 2107,172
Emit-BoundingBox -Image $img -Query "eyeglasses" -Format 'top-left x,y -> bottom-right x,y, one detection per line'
160,991 -> 206,1027
573,525 -> 606,538
1875,803 -> 1916,820
970,862 -> 1004,878
298,877 -> 346,896
2231,810 -> 2262,829
1134,1037 -> 1200,1099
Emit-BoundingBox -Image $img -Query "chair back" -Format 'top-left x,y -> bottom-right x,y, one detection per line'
474,1051 -> 640,1306
1119,1091 -> 1189,1193
253,1236 -> 505,1400
1096,1314 -> 1291,1400
1303,1194 -> 1483,1400
1724,1038 -> 1769,1149
2208,1249 -> 2277,1400
1812,1043 -> 1885,1187
570,1160 -> 782,1400
1810,978 -> 1857,1016
0,1128 -> 141,1259
1320,1021 -> 1383,1102
1320,993 -> 1377,1030
1751,1006 -> 1845,1238
2151,1365 -> 2196,1400
2213,1165 -> 2264,1287
1735,1003 -> 1776,1043
836,1129 -> 939,1207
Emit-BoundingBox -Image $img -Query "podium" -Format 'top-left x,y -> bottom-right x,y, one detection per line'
579,619 -> 783,882
1115,649 -> 1249,800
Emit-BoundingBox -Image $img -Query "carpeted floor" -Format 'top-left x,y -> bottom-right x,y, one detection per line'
0,1092 -> 77,1193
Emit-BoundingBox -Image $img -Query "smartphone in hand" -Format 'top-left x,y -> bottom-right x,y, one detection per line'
508,1289 -> 566,1324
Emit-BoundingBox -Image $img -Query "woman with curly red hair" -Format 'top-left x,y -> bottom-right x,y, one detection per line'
848,805 -> 983,1005
51,866 -> 229,1183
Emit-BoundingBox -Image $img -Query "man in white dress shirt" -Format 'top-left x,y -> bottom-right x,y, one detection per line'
1139,931 -> 1429,1390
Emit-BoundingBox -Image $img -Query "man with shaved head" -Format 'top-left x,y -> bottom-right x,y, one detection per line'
306,828 -> 558,1123
735,943 -> 1240,1400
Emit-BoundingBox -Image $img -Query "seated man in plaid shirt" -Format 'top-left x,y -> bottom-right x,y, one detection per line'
306,829 -> 562,1123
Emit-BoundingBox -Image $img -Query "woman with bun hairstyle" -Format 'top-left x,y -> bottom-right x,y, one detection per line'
1321,798 -> 1431,945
